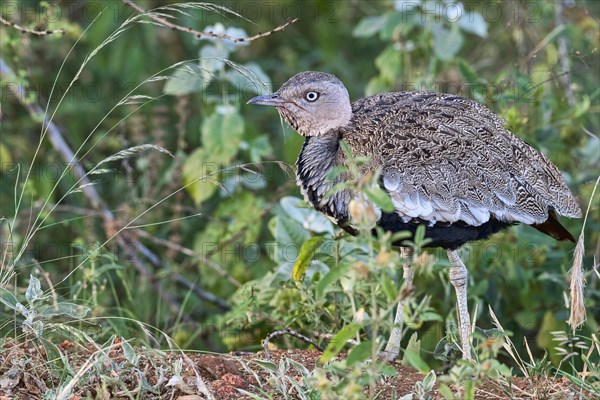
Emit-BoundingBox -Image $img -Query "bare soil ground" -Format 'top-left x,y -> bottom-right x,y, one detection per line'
0,338 -> 582,399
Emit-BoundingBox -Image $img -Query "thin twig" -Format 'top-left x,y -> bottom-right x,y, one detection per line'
525,25 -> 567,65
172,273 -> 230,311
263,328 -> 324,361
123,0 -> 298,42
0,15 -> 64,36
39,269 -> 59,308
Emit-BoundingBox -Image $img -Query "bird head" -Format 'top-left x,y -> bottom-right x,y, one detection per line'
248,71 -> 352,136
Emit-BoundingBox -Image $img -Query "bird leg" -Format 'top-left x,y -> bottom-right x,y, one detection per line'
446,249 -> 472,360
381,247 -> 414,361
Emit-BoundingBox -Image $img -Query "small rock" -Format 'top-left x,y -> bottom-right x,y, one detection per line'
212,380 -> 239,399
221,373 -> 248,389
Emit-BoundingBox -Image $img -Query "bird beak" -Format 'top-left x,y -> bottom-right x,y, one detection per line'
247,93 -> 284,106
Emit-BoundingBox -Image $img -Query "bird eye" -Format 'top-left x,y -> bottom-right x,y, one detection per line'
304,91 -> 319,102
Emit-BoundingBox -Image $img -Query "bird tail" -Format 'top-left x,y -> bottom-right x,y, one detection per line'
532,210 -> 576,242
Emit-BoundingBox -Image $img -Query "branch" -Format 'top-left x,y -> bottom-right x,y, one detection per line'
0,15 -> 64,36
555,0 -> 575,106
263,328 -> 324,361
122,0 -> 298,42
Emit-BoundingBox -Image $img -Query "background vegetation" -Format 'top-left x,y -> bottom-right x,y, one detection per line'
0,0 -> 598,397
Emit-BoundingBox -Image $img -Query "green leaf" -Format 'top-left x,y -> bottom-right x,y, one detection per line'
339,140 -> 354,158
96,263 -> 124,275
192,193 -> 265,285
375,45 -> 403,82
380,11 -> 410,41
248,136 -> 273,163
320,323 -> 361,364
0,288 -> 19,311
464,379 -> 476,400
183,147 -> 223,205
573,95 -> 590,118
202,109 -> 244,156
183,110 -> 244,205
279,197 -> 334,234
325,164 -> 347,180
381,364 -> 397,376
365,187 -> 395,212
438,384 -> 455,400
458,59 -> 481,83
403,349 -> 430,374
432,24 -> 463,61
199,45 -> 227,84
292,237 -> 325,281
402,332 -> 421,367
0,142 -> 11,164
252,360 -> 278,372
346,340 -> 373,366
316,262 -> 350,298
459,12 -> 488,38
39,337 -> 64,369
224,62 -> 271,95
536,310 -> 566,365
420,312 -> 442,322
269,215 -> 310,249
238,172 -> 267,190
25,275 -> 43,304
39,302 -> 90,319
121,340 -> 139,365
287,358 -> 311,376
496,363 -> 512,377
421,370 -> 437,392
352,15 -> 388,38
381,273 -> 397,302
163,63 -> 204,95
414,224 -> 426,245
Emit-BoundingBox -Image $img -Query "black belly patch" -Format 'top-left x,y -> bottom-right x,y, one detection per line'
376,212 -> 513,250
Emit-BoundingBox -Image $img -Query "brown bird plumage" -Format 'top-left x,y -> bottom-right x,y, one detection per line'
249,71 -> 582,360
250,71 -> 581,248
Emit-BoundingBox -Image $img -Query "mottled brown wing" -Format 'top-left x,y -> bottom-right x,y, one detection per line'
345,92 -> 582,227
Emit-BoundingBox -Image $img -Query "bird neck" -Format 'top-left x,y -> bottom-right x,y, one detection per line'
296,131 -> 350,222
